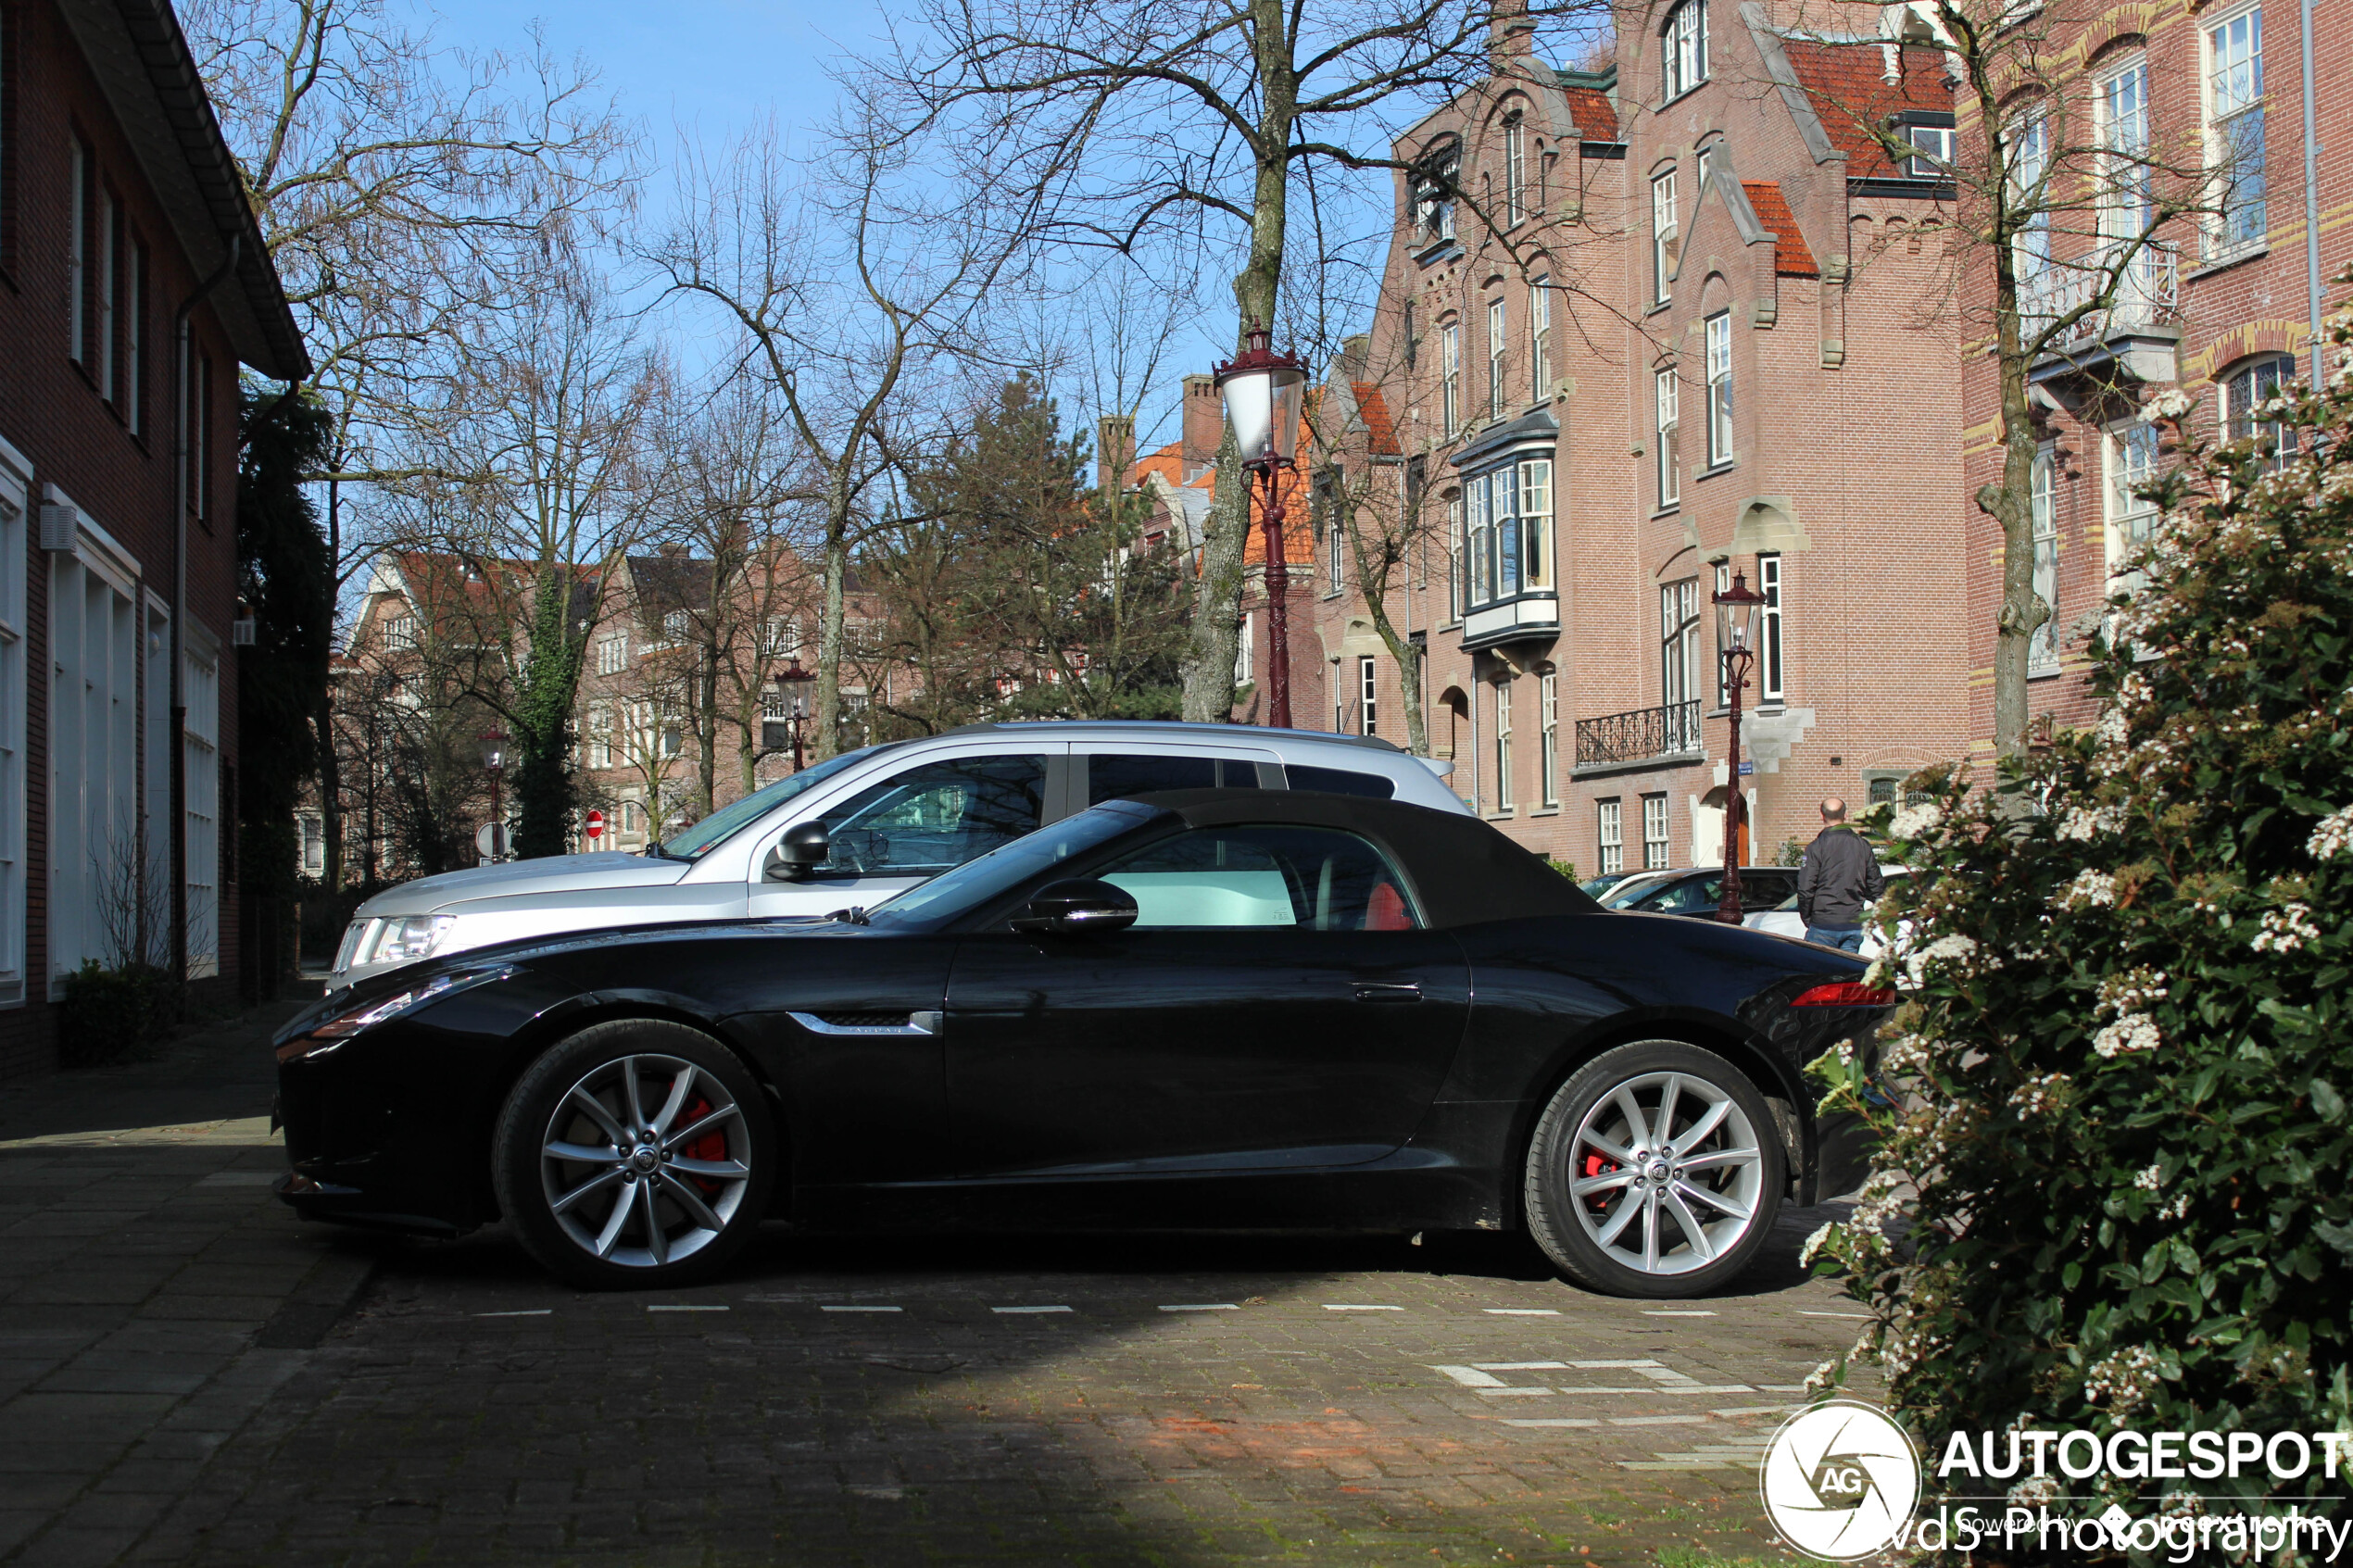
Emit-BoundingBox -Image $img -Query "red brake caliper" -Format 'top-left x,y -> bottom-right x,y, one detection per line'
1581,1151 -> 1619,1214
679,1097 -> 727,1197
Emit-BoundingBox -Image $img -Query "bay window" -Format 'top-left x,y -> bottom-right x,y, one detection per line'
1458,457 -> 1554,612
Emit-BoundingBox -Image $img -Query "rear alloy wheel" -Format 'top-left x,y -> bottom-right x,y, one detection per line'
1523,1040 -> 1784,1298
494,1020 -> 776,1289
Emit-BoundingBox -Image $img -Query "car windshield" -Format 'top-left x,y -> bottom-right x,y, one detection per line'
1602,874 -> 1675,909
657,747 -> 882,860
1577,875 -> 1624,900
863,801 -> 1163,929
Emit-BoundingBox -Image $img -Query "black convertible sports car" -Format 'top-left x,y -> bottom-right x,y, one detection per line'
273,791 -> 1893,1298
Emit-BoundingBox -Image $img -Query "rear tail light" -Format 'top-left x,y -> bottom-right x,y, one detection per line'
1792,982 -> 1897,1008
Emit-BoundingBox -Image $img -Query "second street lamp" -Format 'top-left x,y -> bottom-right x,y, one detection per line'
479,729 -> 510,863
774,657 -> 814,772
1213,322 -> 1308,729
1711,571 -> 1768,923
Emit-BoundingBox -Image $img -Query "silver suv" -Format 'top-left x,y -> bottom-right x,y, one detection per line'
331,721 -> 1467,987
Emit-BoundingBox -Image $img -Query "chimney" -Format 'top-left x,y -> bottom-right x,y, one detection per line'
1095,415 -> 1136,494
1181,374 -> 1221,481
1489,0 -> 1533,69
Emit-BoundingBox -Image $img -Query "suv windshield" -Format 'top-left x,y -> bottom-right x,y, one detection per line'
1602,874 -> 1675,909
657,746 -> 882,860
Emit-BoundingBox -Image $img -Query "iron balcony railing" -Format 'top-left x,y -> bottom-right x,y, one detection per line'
1575,699 -> 1704,768
2019,240 -> 2179,344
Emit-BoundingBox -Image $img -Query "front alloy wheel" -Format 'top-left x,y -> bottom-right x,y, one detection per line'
1524,1041 -> 1784,1297
495,1021 -> 775,1288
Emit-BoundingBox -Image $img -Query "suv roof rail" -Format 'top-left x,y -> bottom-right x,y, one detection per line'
929,720 -> 1405,755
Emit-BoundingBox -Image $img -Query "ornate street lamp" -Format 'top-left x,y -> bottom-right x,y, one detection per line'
774,656 -> 814,772
1711,571 -> 1768,922
479,729 -> 510,862
1213,322 -> 1308,729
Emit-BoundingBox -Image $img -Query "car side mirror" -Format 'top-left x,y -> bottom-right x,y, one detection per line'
764,821 -> 831,883
1010,878 -> 1139,935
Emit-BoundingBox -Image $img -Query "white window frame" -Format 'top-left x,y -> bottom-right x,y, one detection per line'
1529,277 -> 1552,403
1712,561 -> 1732,707
1504,113 -> 1527,226
1539,671 -> 1559,807
1651,169 -> 1680,304
1664,0 -> 1707,100
2223,354 -> 2297,467
1655,367 -> 1680,508
1758,553 -> 1785,703
1661,578 -> 1701,718
1517,458 -> 1551,589
384,612 -> 417,651
1487,298 -> 1506,419
1705,312 -> 1733,467
2030,445 -> 2060,675
2106,420 -> 2162,575
1906,122 -> 1954,179
1641,792 -> 1670,870
1493,681 -> 1514,812
1598,798 -> 1624,875
1445,495 -> 1464,622
1360,655 -> 1378,736
46,517 -> 142,991
2204,5 -> 2266,257
1235,611 -> 1254,684
2007,111 -> 2054,309
1441,322 -> 1461,434
183,643 -> 220,979
589,703 -> 614,769
2095,58 -> 2152,242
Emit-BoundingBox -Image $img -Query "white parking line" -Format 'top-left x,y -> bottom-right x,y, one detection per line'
821,1305 -> 904,1313
1483,1308 -> 1560,1315
1642,1310 -> 1718,1317
1504,1418 -> 1600,1428
1477,1386 -> 1559,1397
476,1309 -> 553,1318
991,1305 -> 1074,1314
1432,1365 -> 1508,1387
1712,1405 -> 1797,1417
1158,1304 -> 1240,1312
1323,1304 -> 1403,1311
1609,1414 -> 1711,1426
647,1304 -> 729,1312
1476,1361 -> 1568,1371
1758,1384 -> 1807,1392
1801,1311 -> 1872,1319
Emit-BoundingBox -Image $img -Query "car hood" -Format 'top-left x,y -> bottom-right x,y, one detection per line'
355,852 -> 692,917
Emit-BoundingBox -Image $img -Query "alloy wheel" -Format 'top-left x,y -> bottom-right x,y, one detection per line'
1567,1069 -> 1766,1276
538,1052 -> 752,1268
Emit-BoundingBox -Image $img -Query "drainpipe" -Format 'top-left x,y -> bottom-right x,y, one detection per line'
172,233 -> 240,997
2303,0 -> 2323,370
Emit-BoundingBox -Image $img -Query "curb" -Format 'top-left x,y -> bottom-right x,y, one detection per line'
256,1245 -> 380,1349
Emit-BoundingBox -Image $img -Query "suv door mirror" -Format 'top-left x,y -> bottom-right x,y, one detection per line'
1009,879 -> 1139,935
764,821 -> 831,882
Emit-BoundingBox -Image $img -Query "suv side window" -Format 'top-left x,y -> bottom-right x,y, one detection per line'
1098,825 -> 1421,931
812,756 -> 1049,877
1085,754 -> 1263,807
1286,763 -> 1395,799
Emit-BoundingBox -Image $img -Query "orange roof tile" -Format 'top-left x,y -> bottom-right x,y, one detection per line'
1561,85 -> 1618,140
1353,383 -> 1403,457
1741,181 -> 1821,278
1780,42 -> 1955,180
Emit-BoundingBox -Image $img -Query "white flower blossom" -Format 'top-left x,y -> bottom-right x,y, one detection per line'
2308,805 -> 2353,861
2053,870 -> 2119,909
2057,803 -> 2127,841
2133,1162 -> 2165,1191
2251,903 -> 2321,954
2094,1013 -> 2162,1058
1888,802 -> 1943,840
2143,387 -> 2196,421
1800,1223 -> 1837,1267
2096,969 -> 2169,1019
2158,1192 -> 2191,1221
2009,1073 -> 2070,1115
2083,1345 -> 2162,1413
2010,1476 -> 2060,1509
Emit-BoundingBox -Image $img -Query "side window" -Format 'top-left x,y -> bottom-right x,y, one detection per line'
1097,826 -> 1421,932
1644,876 -> 1713,913
1286,763 -> 1396,799
814,755 -> 1047,877
1085,754 -> 1263,806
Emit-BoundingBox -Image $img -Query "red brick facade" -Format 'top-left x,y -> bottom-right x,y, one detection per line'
0,0 -> 306,1076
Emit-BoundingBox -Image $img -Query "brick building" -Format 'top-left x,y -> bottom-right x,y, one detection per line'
1952,0 -> 2351,748
1300,2 -> 1973,876
0,0 -> 308,1075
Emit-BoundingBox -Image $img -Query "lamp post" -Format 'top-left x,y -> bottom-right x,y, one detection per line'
479,729 -> 509,862
774,657 -> 814,771
1711,571 -> 1767,923
1213,322 -> 1308,729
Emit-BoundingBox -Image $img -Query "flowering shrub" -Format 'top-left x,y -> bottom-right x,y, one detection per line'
1808,278 -> 2353,1534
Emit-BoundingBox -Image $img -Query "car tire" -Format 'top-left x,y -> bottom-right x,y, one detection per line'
1523,1039 -> 1784,1298
493,1019 -> 777,1291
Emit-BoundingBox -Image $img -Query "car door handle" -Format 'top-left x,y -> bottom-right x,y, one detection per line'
1353,983 -> 1421,1003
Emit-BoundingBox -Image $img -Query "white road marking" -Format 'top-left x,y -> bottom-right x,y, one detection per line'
1642,1310 -> 1718,1317
1159,1304 -> 1239,1312
1608,1414 -> 1710,1426
1475,1361 -> 1569,1371
476,1309 -> 553,1317
647,1304 -> 729,1312
1477,1386 -> 1559,1397
1431,1365 -> 1508,1387
1483,1308 -> 1560,1316
821,1305 -> 904,1313
1712,1405 -> 1797,1417
1323,1304 -> 1404,1311
1759,1384 -> 1807,1392
1504,1418 -> 1600,1428
991,1305 -> 1073,1314
1801,1311 -> 1872,1319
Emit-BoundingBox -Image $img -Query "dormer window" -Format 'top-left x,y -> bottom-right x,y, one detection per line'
1412,137 -> 1460,249
1663,0 -> 1708,101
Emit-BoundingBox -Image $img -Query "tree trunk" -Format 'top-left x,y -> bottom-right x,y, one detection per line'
1982,228 -> 2047,757
321,476 -> 345,891
1181,431 -> 1250,720
814,488 -> 849,761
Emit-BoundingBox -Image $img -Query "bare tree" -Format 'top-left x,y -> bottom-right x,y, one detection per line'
1768,0 -> 2221,752
877,0 -> 1607,721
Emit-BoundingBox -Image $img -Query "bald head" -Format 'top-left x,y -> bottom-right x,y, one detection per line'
1819,797 -> 1848,823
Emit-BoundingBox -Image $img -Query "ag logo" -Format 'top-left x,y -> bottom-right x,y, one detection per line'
1759,1399 -> 1922,1561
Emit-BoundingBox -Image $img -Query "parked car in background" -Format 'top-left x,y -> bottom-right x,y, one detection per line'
331,723 -> 1466,988
1745,868 -> 1910,957
276,790 -> 1894,1298
1577,872 -> 1657,902
1600,866 -> 1804,919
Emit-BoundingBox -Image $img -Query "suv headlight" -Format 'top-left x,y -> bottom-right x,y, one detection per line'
364,914 -> 456,966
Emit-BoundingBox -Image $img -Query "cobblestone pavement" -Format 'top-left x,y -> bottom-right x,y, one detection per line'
114,1202 -> 1875,1568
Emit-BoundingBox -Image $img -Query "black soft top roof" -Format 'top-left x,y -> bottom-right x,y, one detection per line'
1126,789 -> 1599,929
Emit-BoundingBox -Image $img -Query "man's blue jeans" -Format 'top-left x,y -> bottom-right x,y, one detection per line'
1806,925 -> 1866,952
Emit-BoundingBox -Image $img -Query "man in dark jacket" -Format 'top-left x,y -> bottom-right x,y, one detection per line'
1796,797 -> 1883,951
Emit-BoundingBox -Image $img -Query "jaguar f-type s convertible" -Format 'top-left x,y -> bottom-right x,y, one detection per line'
272,791 -> 1893,1298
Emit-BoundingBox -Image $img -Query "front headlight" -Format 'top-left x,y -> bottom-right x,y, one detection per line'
362,914 -> 455,967
277,966 -> 516,1063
